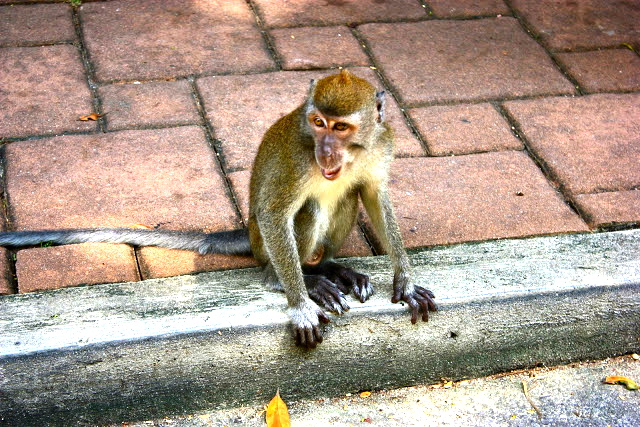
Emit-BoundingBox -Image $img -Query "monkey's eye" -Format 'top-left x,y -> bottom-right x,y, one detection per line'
334,122 -> 349,131
313,117 -> 324,127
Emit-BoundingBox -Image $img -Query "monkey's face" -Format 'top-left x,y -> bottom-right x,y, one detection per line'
307,111 -> 363,181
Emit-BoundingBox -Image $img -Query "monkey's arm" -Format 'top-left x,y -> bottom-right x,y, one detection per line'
256,215 -> 329,348
361,185 -> 437,323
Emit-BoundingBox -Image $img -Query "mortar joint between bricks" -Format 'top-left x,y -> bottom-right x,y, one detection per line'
245,0 -> 284,71
349,27 -> 432,156
71,6 -> 107,132
188,79 -> 248,229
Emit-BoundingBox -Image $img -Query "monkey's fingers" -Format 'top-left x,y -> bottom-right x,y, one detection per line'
306,276 -> 350,314
353,275 -> 374,303
295,326 -> 322,349
415,286 -> 438,312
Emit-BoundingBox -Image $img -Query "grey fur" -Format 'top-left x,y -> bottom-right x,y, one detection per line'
0,228 -> 252,256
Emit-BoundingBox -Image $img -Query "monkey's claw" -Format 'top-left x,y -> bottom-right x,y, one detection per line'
307,262 -> 374,303
290,302 -> 330,349
305,275 -> 350,314
392,285 -> 437,324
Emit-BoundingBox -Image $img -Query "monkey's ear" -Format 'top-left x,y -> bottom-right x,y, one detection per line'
305,79 -> 318,114
376,91 -> 386,123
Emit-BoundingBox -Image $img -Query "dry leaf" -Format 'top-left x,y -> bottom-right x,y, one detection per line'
128,224 -> 154,229
266,390 -> 291,427
360,391 -> 371,398
603,375 -> 639,390
78,113 -> 103,121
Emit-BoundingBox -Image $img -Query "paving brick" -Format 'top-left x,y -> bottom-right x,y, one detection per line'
555,49 -> 640,93
359,18 -> 574,105
504,93 -> 640,195
227,170 -> 372,258
99,80 -> 200,130
427,0 -> 510,18
138,247 -> 258,280
0,45 -> 96,138
271,26 -> 370,70
15,244 -> 139,293
408,103 -> 522,155
254,0 -> 427,28
5,127 -> 240,231
0,3 -> 74,44
198,68 -> 423,171
573,190 -> 640,229
80,0 -> 274,81
365,152 -> 587,249
510,0 -> 640,51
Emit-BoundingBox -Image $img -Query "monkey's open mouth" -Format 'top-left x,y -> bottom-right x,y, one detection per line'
321,166 -> 342,180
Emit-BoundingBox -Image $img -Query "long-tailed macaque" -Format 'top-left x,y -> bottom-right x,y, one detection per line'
0,70 -> 436,348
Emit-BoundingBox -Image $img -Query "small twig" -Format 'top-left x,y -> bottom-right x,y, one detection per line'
522,380 -> 542,419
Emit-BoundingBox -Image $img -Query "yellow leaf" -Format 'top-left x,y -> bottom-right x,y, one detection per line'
266,390 -> 291,427
604,375 -> 639,390
78,113 -> 103,121
360,391 -> 371,398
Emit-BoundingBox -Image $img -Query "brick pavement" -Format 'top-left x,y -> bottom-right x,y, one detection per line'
0,0 -> 638,294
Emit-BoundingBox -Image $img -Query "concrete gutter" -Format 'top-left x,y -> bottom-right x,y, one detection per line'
1,230 -> 639,425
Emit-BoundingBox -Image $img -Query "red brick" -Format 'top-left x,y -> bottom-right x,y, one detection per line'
427,0 -> 509,18
573,190 -> 640,229
254,0 -> 427,28
16,244 -> 139,293
504,93 -> 640,195
0,3 -> 74,44
366,152 -> 587,249
0,45 -> 96,138
227,170 -> 372,258
138,247 -> 258,280
360,18 -> 574,105
80,0 -> 274,81
99,80 -> 200,130
5,127 -> 239,231
510,0 -> 640,50
408,103 -> 522,155
198,68 -> 423,170
271,26 -> 370,70
555,49 -> 640,93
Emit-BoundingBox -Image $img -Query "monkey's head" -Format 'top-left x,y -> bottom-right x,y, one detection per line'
305,70 -> 386,181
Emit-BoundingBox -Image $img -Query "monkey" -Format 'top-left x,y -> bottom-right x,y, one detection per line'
0,70 -> 436,348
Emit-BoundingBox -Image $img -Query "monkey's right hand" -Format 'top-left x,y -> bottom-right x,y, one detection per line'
289,300 -> 330,349
305,275 -> 350,314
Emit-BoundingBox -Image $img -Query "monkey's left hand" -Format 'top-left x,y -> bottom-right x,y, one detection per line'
391,274 -> 437,324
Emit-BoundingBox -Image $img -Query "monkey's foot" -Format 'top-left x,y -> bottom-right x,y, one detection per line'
289,301 -> 330,349
392,284 -> 437,324
306,261 -> 373,303
305,275 -> 350,314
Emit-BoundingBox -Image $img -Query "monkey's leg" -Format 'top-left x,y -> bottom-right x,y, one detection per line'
304,191 -> 373,302
304,260 -> 373,303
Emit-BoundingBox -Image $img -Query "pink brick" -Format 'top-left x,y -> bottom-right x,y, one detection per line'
0,45 -> 96,138
574,190 -> 640,229
271,26 -> 370,70
80,0 -> 274,81
511,0 -> 640,50
555,49 -> 640,93
360,18 -> 574,105
504,93 -> 640,195
100,80 -> 200,130
367,152 -> 587,249
254,0 -> 427,28
16,244 -> 139,293
0,3 -> 74,44
427,0 -> 509,18
409,103 -> 522,155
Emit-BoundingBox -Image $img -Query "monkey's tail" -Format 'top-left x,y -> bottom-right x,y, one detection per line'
0,228 -> 253,256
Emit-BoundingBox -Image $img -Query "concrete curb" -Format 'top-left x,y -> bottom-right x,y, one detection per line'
1,230 -> 639,425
